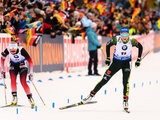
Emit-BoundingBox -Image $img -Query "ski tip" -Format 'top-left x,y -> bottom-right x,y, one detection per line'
59,107 -> 66,110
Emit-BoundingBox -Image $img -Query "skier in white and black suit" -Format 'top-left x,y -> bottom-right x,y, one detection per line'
82,27 -> 143,111
1,41 -> 35,108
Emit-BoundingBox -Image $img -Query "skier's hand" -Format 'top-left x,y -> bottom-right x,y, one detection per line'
135,58 -> 141,68
28,72 -> 33,81
105,57 -> 111,66
1,71 -> 6,79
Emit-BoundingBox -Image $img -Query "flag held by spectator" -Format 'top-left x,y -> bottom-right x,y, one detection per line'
132,8 -> 141,20
129,0 -> 136,8
26,28 -> 41,46
3,27 -> 21,43
26,21 -> 42,29
53,12 -> 67,24
5,9 -> 19,16
26,21 -> 42,46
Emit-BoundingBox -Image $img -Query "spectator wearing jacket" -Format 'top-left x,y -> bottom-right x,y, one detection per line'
86,22 -> 101,76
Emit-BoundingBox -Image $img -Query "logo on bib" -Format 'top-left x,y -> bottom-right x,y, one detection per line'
122,45 -> 128,50
14,55 -> 19,58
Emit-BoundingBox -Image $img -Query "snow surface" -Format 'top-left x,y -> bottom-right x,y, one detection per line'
0,52 -> 160,120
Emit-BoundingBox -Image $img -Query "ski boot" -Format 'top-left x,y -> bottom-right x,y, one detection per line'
11,92 -> 18,106
27,94 -> 35,109
81,91 -> 96,104
123,96 -> 130,113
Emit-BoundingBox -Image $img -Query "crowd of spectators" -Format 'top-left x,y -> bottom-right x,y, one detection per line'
0,0 -> 160,40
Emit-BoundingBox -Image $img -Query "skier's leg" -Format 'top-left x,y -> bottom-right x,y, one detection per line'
122,61 -> 131,109
9,69 -> 18,105
20,68 -> 31,95
82,59 -> 122,104
20,68 -> 35,108
92,59 -> 121,94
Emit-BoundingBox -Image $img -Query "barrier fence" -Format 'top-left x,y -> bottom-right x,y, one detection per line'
0,34 -> 11,72
64,36 -> 102,69
0,31 -> 159,73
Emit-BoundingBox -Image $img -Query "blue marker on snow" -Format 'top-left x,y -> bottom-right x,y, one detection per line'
81,95 -> 83,100
67,99 -> 69,103
133,83 -> 136,88
149,81 -> 151,85
52,102 -> 55,108
142,82 -> 144,87
37,80 -> 42,82
59,77 -> 64,79
0,83 -> 4,86
27,81 -> 30,83
35,106 -> 37,112
115,88 -> 117,92
77,74 -> 81,77
48,78 -> 53,81
68,75 -> 72,78
104,90 -> 107,95
16,108 -> 18,114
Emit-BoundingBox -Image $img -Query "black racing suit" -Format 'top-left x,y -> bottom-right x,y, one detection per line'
90,37 -> 143,101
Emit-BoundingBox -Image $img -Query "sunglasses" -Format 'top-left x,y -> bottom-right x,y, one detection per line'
121,34 -> 129,37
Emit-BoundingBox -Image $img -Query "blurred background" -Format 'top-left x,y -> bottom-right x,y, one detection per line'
0,0 -> 160,73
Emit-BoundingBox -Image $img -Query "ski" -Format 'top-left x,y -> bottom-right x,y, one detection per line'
0,104 -> 24,108
124,108 -> 130,113
59,101 -> 97,110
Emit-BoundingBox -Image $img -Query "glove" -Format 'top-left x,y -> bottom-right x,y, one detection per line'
135,58 -> 141,68
1,71 -> 6,79
28,72 -> 33,81
105,57 -> 111,66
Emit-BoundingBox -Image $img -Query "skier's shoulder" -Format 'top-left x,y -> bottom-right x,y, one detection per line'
111,35 -> 120,44
130,37 -> 138,46
1,48 -> 9,57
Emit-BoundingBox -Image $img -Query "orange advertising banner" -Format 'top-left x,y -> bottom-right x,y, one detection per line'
20,34 -> 64,72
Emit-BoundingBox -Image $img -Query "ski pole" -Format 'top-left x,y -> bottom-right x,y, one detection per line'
101,47 -> 108,67
141,49 -> 151,61
3,79 -> 7,105
101,47 -> 106,59
31,81 -> 46,106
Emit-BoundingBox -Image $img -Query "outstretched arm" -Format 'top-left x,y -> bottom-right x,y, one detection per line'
131,39 -> 143,59
132,39 -> 143,67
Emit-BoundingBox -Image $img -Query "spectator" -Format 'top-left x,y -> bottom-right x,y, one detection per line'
86,22 -> 101,76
